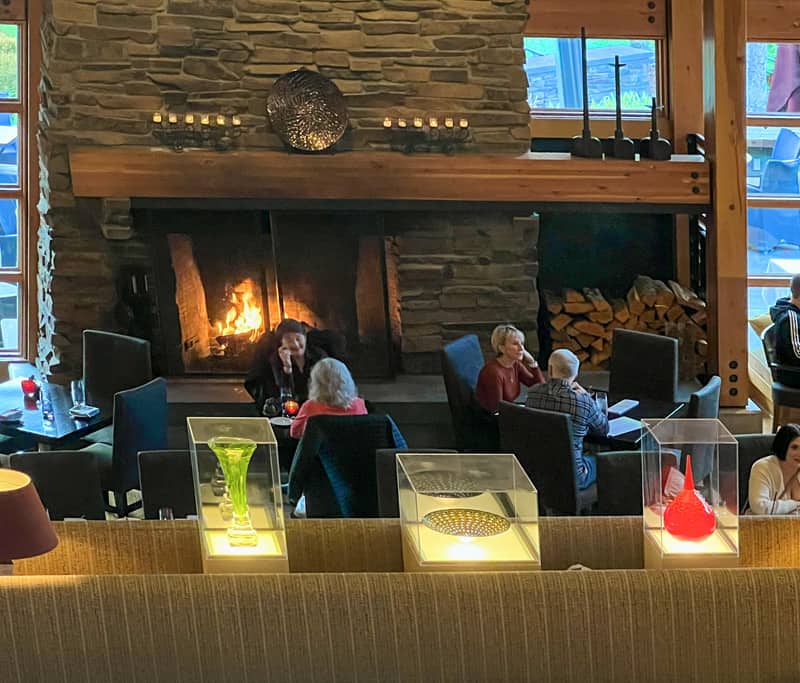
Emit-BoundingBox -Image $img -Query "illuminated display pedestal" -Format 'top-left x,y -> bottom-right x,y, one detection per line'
187,417 -> 288,574
397,453 -> 540,572
641,419 -> 739,570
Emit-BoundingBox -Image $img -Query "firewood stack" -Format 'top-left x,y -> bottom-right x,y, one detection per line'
544,275 -> 707,378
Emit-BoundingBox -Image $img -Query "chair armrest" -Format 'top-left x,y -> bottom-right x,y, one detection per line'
769,362 -> 800,375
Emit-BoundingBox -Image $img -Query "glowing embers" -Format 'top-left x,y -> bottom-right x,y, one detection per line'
213,278 -> 264,343
422,508 -> 511,538
663,454 -> 716,542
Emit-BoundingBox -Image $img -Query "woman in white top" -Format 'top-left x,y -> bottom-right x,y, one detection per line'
748,423 -> 800,514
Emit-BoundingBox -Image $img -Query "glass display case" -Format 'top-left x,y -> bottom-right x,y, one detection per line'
187,417 -> 288,573
642,418 -> 739,569
397,453 -> 540,572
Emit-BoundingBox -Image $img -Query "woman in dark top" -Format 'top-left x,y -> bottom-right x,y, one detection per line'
245,318 -> 327,415
475,323 -> 545,413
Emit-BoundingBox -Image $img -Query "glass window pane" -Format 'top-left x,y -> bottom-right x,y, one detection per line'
0,26 -> 18,100
0,198 -> 18,268
747,125 -> 800,197
748,286 -> 789,352
748,207 -> 800,275
0,280 -> 18,350
524,37 -> 657,112
0,114 -> 18,186
746,42 -> 800,116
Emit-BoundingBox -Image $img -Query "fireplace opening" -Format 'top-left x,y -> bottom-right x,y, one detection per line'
139,208 -> 399,378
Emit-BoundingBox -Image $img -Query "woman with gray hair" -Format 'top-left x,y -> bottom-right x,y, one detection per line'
289,358 -> 367,438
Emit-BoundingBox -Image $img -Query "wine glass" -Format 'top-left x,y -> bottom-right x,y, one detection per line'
280,387 -> 296,418
70,379 -> 86,408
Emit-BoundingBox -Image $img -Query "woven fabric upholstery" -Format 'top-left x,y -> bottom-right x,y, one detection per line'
8,450 -> 105,520
6,567 -> 800,682
609,329 -> 678,402
289,414 -> 403,517
499,401 -> 596,515
441,335 -> 499,451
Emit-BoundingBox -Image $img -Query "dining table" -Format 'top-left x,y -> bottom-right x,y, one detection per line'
0,378 -> 112,450
594,395 -> 687,450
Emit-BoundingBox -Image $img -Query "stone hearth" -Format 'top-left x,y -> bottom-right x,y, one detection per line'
37,0 -> 533,377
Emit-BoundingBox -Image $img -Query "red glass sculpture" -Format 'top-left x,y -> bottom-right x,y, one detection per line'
663,455 -> 716,541
20,377 -> 38,399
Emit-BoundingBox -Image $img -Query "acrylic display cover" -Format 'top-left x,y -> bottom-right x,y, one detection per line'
397,452 -> 540,570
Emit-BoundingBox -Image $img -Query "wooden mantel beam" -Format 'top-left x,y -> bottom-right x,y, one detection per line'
68,147 -> 710,208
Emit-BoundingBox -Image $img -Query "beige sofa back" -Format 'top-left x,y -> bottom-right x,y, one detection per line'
15,515 -> 800,575
3,569 -> 800,682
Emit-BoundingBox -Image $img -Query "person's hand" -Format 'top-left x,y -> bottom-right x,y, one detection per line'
278,345 -> 292,374
522,349 -> 537,368
572,381 -> 587,395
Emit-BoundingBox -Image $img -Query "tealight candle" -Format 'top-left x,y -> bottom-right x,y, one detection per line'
232,116 -> 241,126
429,117 -> 438,128
383,117 -> 392,128
152,112 -> 162,124
168,113 -> 178,124
413,117 -> 423,128
397,118 -> 407,128
200,115 -> 210,126
184,114 -> 194,125
216,115 -> 225,126
459,118 -> 469,129
444,117 -> 454,128
284,399 -> 300,417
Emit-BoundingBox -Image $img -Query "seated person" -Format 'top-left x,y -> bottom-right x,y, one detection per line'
526,349 -> 608,490
748,423 -> 800,514
475,324 -> 545,413
770,274 -> 800,387
290,358 -> 367,439
244,318 -> 327,414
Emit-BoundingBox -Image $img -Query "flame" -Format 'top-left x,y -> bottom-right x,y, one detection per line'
214,278 -> 264,342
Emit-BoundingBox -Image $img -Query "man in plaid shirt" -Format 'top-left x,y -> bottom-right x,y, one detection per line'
526,349 -> 609,490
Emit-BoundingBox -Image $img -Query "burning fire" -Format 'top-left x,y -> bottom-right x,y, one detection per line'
214,278 -> 264,342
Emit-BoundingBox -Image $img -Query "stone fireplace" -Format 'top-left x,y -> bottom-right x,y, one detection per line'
36,0 -> 533,377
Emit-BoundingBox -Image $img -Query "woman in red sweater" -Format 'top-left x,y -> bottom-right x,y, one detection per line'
475,324 -> 545,413
290,358 -> 367,439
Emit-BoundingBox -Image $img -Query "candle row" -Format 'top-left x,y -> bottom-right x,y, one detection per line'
152,112 -> 242,127
383,116 -> 469,130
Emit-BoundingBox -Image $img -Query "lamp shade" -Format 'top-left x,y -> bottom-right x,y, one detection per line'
0,469 -> 58,562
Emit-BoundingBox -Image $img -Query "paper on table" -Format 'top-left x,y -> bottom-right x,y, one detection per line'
608,398 -> 639,416
608,416 -> 642,437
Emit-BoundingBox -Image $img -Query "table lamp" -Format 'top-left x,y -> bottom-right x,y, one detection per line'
0,469 -> 58,575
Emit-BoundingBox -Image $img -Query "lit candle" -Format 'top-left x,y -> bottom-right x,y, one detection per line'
216,115 -> 225,126
459,118 -> 469,129
168,113 -> 178,124
200,115 -> 210,126
397,118 -> 407,128
184,113 -> 194,125
429,117 -> 438,128
152,112 -> 162,124
413,117 -> 423,128
232,115 -> 241,126
383,117 -> 392,128
444,117 -> 454,128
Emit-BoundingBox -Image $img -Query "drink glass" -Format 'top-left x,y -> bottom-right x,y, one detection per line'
40,381 -> 55,423
280,387 -> 296,418
70,379 -> 86,408
595,391 -> 608,415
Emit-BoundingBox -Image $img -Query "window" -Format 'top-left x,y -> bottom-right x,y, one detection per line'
0,24 -> 23,355
745,42 -> 800,353
524,37 -> 658,114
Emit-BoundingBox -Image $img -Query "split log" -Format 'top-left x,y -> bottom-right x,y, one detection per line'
542,290 -> 563,315
633,275 -> 658,307
563,301 -> 595,314
626,287 -> 646,316
611,299 -> 630,323
554,339 -> 581,352
566,324 -> 581,338
550,329 -> 570,342
564,288 -> 585,303
551,313 -> 571,331
590,337 -> 604,351
583,287 -> 611,312
653,279 -> 675,307
668,280 -> 706,311
691,309 -> 707,326
588,309 -> 614,324
576,350 -> 590,362
573,320 -> 605,337
590,347 -> 612,366
576,333 -> 594,348
666,303 -> 685,322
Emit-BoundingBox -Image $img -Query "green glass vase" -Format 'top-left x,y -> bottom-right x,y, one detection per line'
208,436 -> 258,547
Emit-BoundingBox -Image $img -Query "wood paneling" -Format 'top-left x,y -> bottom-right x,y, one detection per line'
748,0 -> 800,41
525,0 -> 666,38
68,147 -> 710,207
704,0 -> 748,408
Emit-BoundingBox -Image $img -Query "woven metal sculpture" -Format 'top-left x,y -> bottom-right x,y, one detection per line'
422,509 -> 510,538
266,69 -> 348,152
414,470 -> 482,499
